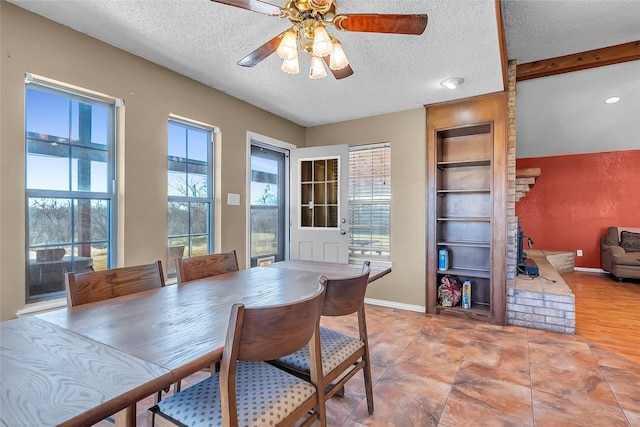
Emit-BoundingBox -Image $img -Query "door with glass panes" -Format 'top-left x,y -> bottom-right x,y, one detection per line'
250,144 -> 287,267
290,145 -> 349,263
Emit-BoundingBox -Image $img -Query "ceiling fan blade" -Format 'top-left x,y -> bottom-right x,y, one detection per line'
210,0 -> 282,16
334,14 -> 428,35
322,56 -> 354,80
238,33 -> 284,67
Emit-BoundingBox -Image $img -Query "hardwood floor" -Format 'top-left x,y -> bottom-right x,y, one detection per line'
563,271 -> 640,365
104,271 -> 640,426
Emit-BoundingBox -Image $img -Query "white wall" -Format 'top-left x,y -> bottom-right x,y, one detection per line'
516,61 -> 640,158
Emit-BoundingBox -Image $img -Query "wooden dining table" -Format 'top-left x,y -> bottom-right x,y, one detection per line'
1,260 -> 390,427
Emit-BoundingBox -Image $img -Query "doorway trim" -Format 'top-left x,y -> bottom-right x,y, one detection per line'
245,131 -> 296,268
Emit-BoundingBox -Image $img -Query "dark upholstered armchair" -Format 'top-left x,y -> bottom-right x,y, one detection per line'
601,227 -> 640,281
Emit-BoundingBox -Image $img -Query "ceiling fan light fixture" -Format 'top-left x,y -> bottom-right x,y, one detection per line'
604,96 -> 621,104
227,0 -> 428,80
329,40 -> 349,71
312,25 -> 333,57
281,56 -> 300,74
310,0 -> 333,7
277,29 -> 298,60
441,78 -> 464,89
309,55 -> 327,79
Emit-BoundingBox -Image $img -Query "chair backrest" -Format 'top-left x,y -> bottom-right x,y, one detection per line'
65,260 -> 165,307
321,262 -> 371,317
175,250 -> 239,283
219,279 -> 326,426
166,245 -> 186,277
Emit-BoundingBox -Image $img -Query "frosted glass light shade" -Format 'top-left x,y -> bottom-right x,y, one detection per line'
309,55 -> 327,79
277,29 -> 298,60
281,56 -> 299,74
312,25 -> 333,57
329,41 -> 348,70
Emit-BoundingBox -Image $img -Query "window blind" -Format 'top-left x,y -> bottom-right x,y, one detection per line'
348,143 -> 391,259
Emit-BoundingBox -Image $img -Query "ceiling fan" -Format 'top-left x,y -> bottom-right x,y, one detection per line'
210,0 -> 428,79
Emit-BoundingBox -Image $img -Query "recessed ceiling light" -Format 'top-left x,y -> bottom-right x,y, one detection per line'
440,78 -> 464,89
604,96 -> 621,104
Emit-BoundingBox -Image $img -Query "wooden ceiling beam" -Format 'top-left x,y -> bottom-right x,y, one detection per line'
516,40 -> 640,81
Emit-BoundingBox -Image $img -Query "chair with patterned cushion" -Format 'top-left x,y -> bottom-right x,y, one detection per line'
270,261 -> 375,414
65,260 -> 166,307
175,250 -> 239,283
149,280 -> 328,427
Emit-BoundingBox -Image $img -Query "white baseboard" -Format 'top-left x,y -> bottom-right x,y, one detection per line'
574,267 -> 606,273
16,298 -> 67,317
364,297 -> 425,313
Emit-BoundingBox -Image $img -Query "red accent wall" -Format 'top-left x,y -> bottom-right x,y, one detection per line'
516,150 -> 640,269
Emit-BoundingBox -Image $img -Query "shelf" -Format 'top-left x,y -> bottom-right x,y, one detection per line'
437,240 -> 490,248
428,110 -> 505,325
437,217 -> 490,222
437,159 -> 491,169
436,304 -> 491,317
437,189 -> 490,194
437,268 -> 490,279
436,123 -> 492,138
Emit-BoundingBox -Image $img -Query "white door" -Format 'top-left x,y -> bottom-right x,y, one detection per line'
290,144 -> 349,263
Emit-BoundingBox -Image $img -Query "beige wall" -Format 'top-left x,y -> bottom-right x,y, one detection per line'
0,3 -> 306,320
306,109 -> 427,307
1,3 -> 428,320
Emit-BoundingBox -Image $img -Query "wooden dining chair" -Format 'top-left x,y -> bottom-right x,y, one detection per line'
65,260 -> 166,307
172,249 -> 240,393
166,245 -> 185,278
149,280 -> 328,427
175,249 -> 239,283
64,260 -> 168,412
270,261 -> 375,414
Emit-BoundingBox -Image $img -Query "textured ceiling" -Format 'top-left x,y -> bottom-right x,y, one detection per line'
502,0 -> 640,158
7,0 -> 503,127
7,0 -> 640,150
502,0 -> 640,63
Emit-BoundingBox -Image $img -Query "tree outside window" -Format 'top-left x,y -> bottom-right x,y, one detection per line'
167,119 -> 214,276
25,81 -> 116,301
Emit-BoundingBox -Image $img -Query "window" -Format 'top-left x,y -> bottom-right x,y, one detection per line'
167,118 -> 215,275
25,79 -> 117,301
348,143 -> 391,260
299,157 -> 339,228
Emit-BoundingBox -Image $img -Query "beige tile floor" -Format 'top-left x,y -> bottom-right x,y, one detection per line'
115,302 -> 640,427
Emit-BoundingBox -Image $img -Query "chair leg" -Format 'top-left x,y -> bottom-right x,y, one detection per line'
316,396 -> 327,427
171,362 -> 215,397
155,385 -> 171,404
363,353 -> 374,414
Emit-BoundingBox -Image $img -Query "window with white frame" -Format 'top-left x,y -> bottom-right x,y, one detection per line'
167,118 -> 215,276
348,143 -> 391,260
25,79 -> 117,302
